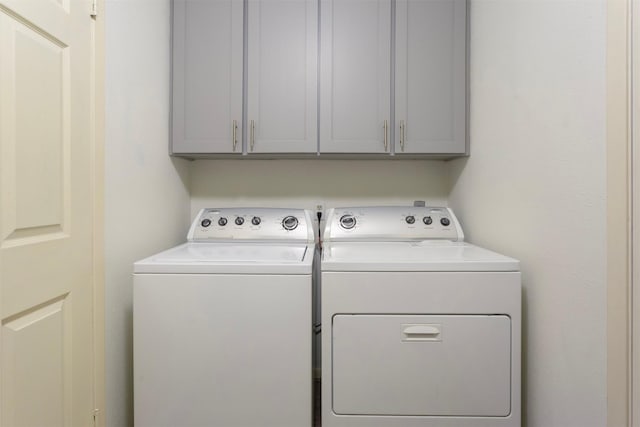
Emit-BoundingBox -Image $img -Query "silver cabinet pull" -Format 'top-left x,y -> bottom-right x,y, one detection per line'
383,120 -> 388,151
232,120 -> 238,152
400,120 -> 405,152
250,120 -> 255,151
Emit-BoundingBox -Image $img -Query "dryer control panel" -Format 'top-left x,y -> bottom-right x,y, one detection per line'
323,206 -> 463,242
188,208 -> 315,242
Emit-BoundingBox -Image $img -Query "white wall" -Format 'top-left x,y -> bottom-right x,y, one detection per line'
449,1 -> 607,426
105,1 -> 191,426
190,159 -> 449,216
104,1 -> 609,426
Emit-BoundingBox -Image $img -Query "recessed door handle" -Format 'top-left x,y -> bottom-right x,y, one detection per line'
402,324 -> 442,342
403,325 -> 440,335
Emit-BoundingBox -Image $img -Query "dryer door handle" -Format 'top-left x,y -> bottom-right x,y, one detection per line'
402,324 -> 442,342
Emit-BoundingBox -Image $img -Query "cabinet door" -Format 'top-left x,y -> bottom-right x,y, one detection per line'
320,0 -> 391,153
395,0 -> 466,154
247,0 -> 318,153
172,0 -> 243,154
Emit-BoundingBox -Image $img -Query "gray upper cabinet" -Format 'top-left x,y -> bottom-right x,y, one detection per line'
172,0 -> 243,155
247,0 -> 318,153
395,0 -> 467,155
319,0 -> 391,154
319,0 -> 467,155
171,0 -> 467,158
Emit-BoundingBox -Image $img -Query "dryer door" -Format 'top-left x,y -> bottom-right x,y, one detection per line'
332,314 -> 511,417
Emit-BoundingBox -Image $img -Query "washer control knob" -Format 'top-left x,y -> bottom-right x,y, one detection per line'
201,218 -> 212,227
440,217 -> 451,227
218,217 -> 228,226
282,216 -> 299,231
405,215 -> 415,225
251,216 -> 261,226
235,217 -> 245,226
423,216 -> 433,225
339,215 -> 356,229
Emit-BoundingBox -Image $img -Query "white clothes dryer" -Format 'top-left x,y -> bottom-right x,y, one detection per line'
134,208 -> 315,427
321,206 -> 521,427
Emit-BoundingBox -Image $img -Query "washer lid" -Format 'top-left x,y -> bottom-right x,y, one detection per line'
321,241 -> 519,272
134,242 -> 314,274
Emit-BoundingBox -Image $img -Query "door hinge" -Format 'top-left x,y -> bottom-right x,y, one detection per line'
93,409 -> 100,427
90,0 -> 97,18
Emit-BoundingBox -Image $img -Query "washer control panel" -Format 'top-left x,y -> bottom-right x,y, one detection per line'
188,208 -> 314,242
324,206 -> 463,242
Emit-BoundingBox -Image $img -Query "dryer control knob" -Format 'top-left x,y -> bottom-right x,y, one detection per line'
201,218 -> 212,227
339,215 -> 356,229
218,217 -> 228,226
423,216 -> 433,225
440,217 -> 451,227
235,217 -> 245,226
405,215 -> 415,224
282,216 -> 299,231
251,216 -> 261,226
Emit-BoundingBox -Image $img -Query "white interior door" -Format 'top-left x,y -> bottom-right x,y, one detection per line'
0,0 -> 97,425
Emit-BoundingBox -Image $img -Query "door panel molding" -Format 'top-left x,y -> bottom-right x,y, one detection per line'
0,7 -> 72,248
2,295 -> 71,427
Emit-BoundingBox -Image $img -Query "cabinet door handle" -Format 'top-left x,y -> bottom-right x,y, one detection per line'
232,120 -> 238,152
250,120 -> 255,152
383,120 -> 388,151
400,120 -> 405,152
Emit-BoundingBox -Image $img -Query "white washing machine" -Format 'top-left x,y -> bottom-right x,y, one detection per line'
133,208 -> 315,427
321,206 -> 521,427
